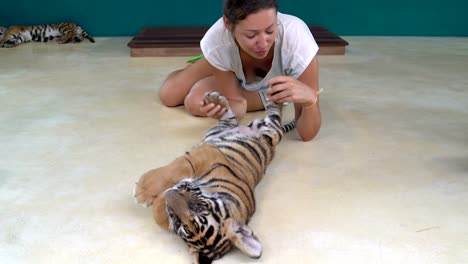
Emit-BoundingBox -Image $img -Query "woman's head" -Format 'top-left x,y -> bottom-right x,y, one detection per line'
223,0 -> 279,59
223,0 -> 278,28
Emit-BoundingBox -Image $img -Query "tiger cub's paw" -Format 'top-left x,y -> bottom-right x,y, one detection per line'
56,38 -> 68,44
133,171 -> 160,207
203,91 -> 231,110
133,182 -> 155,207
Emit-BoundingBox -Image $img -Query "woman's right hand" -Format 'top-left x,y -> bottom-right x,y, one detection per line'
199,101 -> 227,119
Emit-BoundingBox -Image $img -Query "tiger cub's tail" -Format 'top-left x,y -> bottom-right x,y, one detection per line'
282,120 -> 296,133
81,30 -> 95,43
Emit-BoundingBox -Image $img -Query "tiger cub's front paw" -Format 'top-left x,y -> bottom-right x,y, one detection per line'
133,168 -> 166,207
133,182 -> 155,208
203,91 -> 231,110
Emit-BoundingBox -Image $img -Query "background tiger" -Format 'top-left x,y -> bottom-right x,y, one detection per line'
0,22 -> 94,48
133,91 -> 294,264
0,27 -> 6,40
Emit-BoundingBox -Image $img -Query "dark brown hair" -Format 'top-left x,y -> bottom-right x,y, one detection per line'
223,0 -> 278,27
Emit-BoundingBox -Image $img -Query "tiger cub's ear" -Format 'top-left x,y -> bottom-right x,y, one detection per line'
226,220 -> 262,259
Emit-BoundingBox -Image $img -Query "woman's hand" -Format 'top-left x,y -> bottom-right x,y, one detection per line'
266,76 -> 317,107
199,100 -> 227,119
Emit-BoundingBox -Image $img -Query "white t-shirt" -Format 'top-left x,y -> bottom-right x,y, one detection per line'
200,12 -> 319,99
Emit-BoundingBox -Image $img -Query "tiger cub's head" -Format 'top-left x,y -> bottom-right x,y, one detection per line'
0,27 -> 6,39
165,179 -> 262,264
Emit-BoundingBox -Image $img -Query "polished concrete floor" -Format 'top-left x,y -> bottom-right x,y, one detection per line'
1,37 -> 467,264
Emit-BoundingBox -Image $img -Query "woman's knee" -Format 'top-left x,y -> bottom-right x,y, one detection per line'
158,71 -> 184,107
159,82 -> 178,107
184,91 -> 204,117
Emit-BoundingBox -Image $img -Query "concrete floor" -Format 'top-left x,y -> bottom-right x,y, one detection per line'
0,37 -> 467,264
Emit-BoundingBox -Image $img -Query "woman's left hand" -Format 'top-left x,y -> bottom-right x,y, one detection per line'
266,76 -> 317,107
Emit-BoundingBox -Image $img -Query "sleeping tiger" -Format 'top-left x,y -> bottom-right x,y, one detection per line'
0,27 -> 6,39
133,91 -> 294,264
0,22 -> 94,48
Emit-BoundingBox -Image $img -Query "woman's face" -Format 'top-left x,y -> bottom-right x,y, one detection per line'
229,8 -> 278,59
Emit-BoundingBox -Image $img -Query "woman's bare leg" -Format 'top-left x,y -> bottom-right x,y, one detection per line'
183,76 -> 221,116
159,57 -> 265,117
183,77 -> 265,117
158,58 -> 213,107
243,90 -> 265,112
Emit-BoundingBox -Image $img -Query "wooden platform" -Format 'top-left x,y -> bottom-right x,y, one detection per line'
128,26 -> 349,57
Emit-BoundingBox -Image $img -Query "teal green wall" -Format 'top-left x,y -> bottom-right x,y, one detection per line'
1,0 -> 467,37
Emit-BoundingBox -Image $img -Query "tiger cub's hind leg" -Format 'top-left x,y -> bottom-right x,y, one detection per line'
265,100 -> 282,119
250,101 -> 284,146
203,91 -> 238,138
57,32 -> 74,44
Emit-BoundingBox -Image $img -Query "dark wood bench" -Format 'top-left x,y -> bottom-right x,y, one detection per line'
128,26 -> 348,57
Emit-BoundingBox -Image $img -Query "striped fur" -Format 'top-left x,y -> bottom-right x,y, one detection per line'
0,22 -> 94,48
134,91 -> 292,264
0,27 -> 6,40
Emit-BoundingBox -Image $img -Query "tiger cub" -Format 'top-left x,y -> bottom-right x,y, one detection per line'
134,91 -> 294,264
0,22 -> 94,48
0,27 -> 6,40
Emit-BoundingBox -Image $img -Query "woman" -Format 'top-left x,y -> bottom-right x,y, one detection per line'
159,0 -> 321,142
